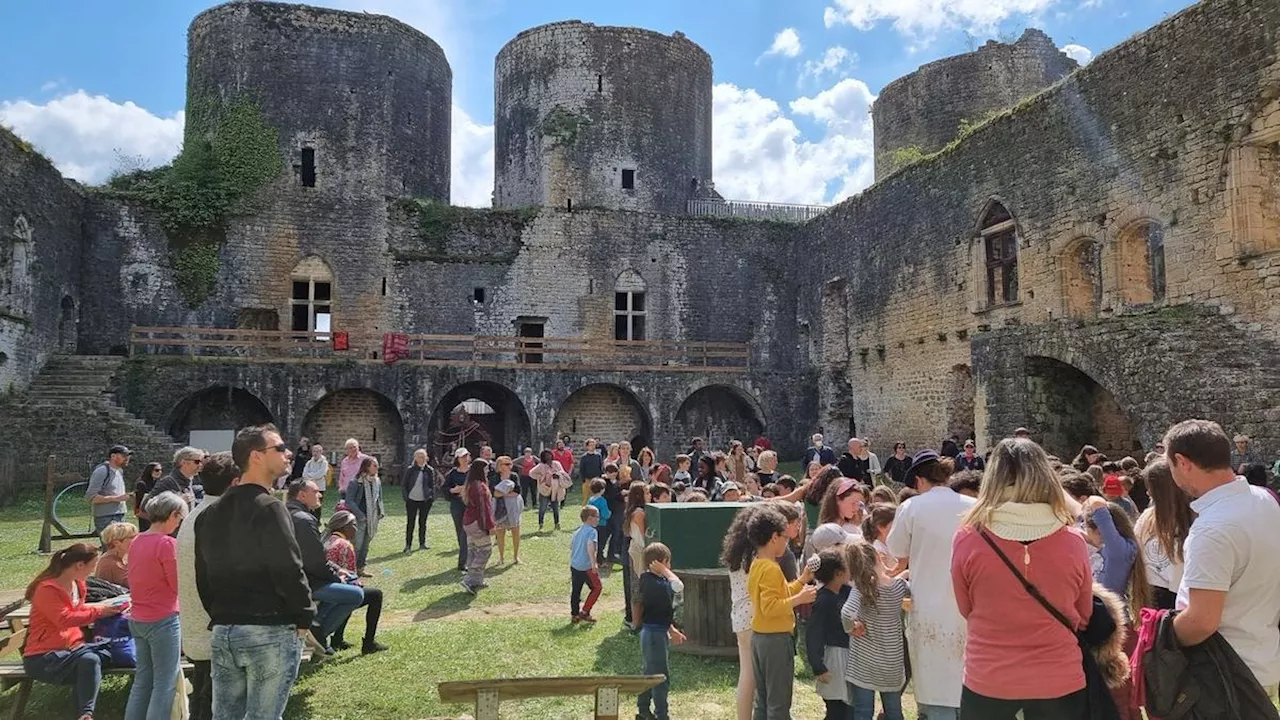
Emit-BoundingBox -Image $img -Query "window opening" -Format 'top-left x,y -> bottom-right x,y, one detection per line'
300,148 -> 316,188
473,287 -> 485,303
518,321 -> 545,364
981,203 -> 1018,305
614,291 -> 646,341
290,277 -> 331,339
622,169 -> 636,190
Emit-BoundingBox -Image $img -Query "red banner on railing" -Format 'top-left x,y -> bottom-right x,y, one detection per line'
383,332 -> 408,364
332,331 -> 349,351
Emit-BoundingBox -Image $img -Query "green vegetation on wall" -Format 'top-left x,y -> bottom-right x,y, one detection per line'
396,199 -> 538,263
102,98 -> 280,307
539,106 -> 584,149
887,146 -> 926,173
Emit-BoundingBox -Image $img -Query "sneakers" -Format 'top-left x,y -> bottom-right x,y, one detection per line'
331,639 -> 353,652
578,612 -> 598,624
420,542 -> 430,550
459,580 -> 476,595
361,641 -> 388,655
403,544 -> 412,554
572,615 -> 582,625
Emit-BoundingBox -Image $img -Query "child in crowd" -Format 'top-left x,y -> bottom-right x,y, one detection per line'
672,481 -> 689,502
861,503 -> 902,575
747,507 -> 818,719
587,479 -> 612,563
634,542 -> 687,720
869,485 -> 897,506
673,454 -> 692,484
569,506 -> 603,624
841,540 -> 909,720
805,547 -> 852,720
776,475 -> 798,495
1083,497 -> 1148,720
1101,474 -> 1139,519
760,483 -> 780,499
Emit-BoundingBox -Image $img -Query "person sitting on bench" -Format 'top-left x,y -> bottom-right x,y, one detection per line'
22,542 -> 125,720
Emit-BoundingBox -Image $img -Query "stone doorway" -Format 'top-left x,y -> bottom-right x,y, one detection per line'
427,381 -> 531,460
1024,356 -> 1141,459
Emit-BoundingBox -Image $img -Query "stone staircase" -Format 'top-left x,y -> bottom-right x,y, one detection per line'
0,355 -> 181,469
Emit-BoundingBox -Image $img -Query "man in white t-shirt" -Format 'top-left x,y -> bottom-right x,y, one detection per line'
1165,419 -> 1280,689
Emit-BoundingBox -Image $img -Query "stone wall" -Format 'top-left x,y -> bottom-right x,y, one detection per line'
872,28 -> 1078,179
494,21 -> 714,214
803,0 -> 1280,459
0,128 -> 86,390
552,384 -> 650,449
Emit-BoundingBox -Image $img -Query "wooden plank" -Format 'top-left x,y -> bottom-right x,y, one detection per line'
437,675 -> 665,704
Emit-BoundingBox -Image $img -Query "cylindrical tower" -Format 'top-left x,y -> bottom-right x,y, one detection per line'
872,28 -> 1077,180
494,21 -> 713,214
187,1 -> 452,202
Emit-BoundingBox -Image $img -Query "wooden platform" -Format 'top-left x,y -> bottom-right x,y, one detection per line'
438,675 -> 666,720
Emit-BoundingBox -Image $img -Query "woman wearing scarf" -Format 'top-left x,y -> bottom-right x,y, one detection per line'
344,456 -> 385,577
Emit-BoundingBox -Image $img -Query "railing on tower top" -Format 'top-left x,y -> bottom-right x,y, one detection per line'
128,326 -> 750,372
686,198 -> 828,223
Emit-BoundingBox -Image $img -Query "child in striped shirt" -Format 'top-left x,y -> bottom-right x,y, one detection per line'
841,540 -> 910,720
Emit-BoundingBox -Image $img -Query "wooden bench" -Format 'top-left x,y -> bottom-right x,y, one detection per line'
1,660 -> 196,720
438,675 -> 666,720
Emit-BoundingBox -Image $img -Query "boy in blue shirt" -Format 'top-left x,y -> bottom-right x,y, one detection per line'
569,505 -> 602,624
633,541 -> 686,720
586,479 -> 612,564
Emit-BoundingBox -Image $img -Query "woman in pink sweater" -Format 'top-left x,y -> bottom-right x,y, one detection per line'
951,438 -> 1094,717
124,491 -> 188,720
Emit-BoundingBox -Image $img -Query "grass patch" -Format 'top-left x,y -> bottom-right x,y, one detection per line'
0,485 -> 923,719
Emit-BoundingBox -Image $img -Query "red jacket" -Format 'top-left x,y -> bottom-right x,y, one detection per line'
552,448 -> 574,474
24,578 -> 102,657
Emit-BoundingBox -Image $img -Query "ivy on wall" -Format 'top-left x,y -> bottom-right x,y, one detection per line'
101,98 -> 280,307
395,199 -> 539,263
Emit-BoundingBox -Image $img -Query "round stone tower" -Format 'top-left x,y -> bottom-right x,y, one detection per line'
494,21 -> 713,214
872,28 -> 1078,180
187,0 -> 452,202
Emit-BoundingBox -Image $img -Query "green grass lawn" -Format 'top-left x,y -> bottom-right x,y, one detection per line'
0,484 -> 923,719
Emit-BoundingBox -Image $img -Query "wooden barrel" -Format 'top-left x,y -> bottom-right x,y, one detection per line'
673,568 -> 736,657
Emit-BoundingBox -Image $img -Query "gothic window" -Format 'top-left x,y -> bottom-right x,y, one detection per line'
290,256 -> 333,337
981,202 -> 1019,306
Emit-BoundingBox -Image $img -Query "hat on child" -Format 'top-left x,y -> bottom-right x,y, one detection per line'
1102,476 -> 1124,498
454,447 -> 471,458
810,523 -> 856,552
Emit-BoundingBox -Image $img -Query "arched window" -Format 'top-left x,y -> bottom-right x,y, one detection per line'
614,269 -> 646,341
980,202 -> 1019,306
1117,220 -> 1166,306
1062,239 -> 1102,319
290,256 -> 333,336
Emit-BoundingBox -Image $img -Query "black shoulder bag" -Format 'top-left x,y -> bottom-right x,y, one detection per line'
978,529 -> 1120,720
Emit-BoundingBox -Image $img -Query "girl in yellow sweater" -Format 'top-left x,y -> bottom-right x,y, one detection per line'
747,507 -> 817,719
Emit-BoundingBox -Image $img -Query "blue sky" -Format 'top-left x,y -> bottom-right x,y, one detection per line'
0,0 -> 1195,206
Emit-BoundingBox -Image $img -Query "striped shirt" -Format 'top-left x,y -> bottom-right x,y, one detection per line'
841,577 -> 910,692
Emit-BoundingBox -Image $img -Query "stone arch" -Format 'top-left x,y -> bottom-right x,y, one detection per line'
673,384 -> 766,451
166,386 -> 275,446
426,381 -> 531,459
1114,219 -> 1166,307
1024,355 -> 1141,459
302,388 -> 405,474
554,383 -> 653,452
945,364 -> 975,445
1061,237 -> 1103,319
971,198 -> 1021,309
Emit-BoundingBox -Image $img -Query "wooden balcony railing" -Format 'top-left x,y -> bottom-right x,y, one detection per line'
128,326 -> 751,372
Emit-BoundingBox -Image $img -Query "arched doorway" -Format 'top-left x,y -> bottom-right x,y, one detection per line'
946,365 -> 975,445
302,389 -> 405,475
1024,356 -> 1141,459
673,385 -> 765,450
555,384 -> 653,452
166,386 -> 274,449
427,381 -> 531,460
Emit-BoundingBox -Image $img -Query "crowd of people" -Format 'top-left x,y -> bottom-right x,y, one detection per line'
15,420 -> 1280,720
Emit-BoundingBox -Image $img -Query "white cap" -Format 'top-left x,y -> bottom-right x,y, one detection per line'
454,447 -> 471,458
810,522 -> 856,552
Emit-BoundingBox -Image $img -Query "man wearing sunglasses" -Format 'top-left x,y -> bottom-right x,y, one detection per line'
195,424 -> 314,720
155,445 -> 205,509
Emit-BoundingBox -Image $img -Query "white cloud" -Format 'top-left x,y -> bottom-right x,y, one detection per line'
450,104 -> 493,207
712,79 -> 875,205
802,46 -> 857,82
762,28 -> 803,59
0,91 -> 184,184
1060,43 -> 1093,65
823,0 -> 1058,38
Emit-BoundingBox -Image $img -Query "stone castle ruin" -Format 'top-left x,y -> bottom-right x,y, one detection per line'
1,0 -> 1279,475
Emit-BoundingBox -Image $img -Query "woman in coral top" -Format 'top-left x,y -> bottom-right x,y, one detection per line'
23,542 -> 124,720
951,438 -> 1095,717
123,491 -> 188,720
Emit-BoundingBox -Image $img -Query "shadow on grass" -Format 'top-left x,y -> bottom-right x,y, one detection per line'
411,587 -> 479,621
590,626 -> 738,691
398,562 -> 513,594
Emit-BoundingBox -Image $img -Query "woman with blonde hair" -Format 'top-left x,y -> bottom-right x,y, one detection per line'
93,521 -> 138,588
951,438 -> 1098,717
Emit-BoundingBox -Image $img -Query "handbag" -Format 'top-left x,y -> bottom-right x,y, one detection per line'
978,529 -> 1121,720
92,614 -> 136,668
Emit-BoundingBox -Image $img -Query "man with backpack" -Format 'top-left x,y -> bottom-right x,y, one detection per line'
85,444 -> 132,536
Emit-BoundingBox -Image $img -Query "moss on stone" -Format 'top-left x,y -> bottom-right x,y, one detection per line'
539,106 -> 585,149
395,199 -> 539,263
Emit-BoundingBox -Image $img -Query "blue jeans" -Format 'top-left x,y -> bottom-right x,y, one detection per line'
210,624 -> 302,720
312,582 -> 364,645
638,626 -> 670,720
850,684 -> 903,720
917,703 -> 959,720
538,495 -> 561,527
126,613 -> 183,720
93,512 -> 124,542
22,641 -> 112,717
353,520 -> 372,569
